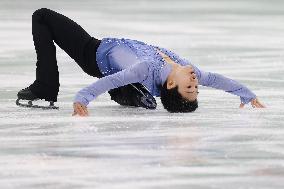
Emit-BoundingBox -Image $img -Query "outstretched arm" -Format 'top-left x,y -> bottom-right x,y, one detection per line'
72,62 -> 149,116
155,47 -> 265,108
192,65 -> 265,108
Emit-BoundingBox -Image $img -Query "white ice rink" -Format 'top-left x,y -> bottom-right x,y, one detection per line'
0,0 -> 284,188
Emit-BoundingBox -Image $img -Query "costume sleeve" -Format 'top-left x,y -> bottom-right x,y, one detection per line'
192,65 -> 257,104
74,62 -> 149,106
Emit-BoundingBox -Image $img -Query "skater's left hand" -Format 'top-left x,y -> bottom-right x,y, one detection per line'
239,98 -> 266,108
72,102 -> 89,117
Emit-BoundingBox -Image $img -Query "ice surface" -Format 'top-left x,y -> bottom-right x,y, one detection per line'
0,0 -> 284,188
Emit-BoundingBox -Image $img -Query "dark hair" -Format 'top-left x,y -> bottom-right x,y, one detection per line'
159,82 -> 198,113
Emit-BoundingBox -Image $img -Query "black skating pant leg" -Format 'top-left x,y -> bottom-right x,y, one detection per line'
29,8 -> 102,102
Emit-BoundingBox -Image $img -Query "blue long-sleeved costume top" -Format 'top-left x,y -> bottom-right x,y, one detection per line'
74,37 -> 256,106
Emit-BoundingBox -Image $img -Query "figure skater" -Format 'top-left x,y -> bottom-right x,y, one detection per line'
16,8 -> 265,116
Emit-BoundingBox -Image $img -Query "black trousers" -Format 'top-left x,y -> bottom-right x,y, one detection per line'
29,8 -> 103,102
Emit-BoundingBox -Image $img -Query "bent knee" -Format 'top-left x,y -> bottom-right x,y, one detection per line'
32,8 -> 51,18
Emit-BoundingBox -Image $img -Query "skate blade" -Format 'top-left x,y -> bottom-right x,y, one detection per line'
140,95 -> 157,109
16,99 -> 59,110
130,83 -> 157,109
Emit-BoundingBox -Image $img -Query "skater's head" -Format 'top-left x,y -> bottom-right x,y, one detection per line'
160,65 -> 199,113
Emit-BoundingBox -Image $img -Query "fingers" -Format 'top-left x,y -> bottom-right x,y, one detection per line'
72,103 -> 89,117
239,103 -> 245,108
256,98 -> 266,108
251,98 -> 266,108
78,105 -> 88,116
251,99 -> 257,108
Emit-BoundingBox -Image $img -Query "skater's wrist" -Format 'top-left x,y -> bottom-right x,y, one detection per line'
74,100 -> 88,107
74,96 -> 89,107
240,93 -> 257,105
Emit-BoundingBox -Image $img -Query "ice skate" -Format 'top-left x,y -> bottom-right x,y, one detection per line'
108,83 -> 157,109
16,87 -> 59,110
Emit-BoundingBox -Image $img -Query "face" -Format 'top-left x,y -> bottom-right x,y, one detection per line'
167,65 -> 199,101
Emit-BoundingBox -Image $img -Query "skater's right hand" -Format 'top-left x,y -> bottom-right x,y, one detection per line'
72,102 -> 89,117
239,98 -> 265,108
